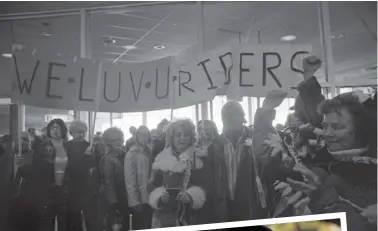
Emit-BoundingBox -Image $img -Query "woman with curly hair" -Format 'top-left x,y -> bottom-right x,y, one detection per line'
28,118 -> 70,231
147,119 -> 208,228
271,87 -> 377,231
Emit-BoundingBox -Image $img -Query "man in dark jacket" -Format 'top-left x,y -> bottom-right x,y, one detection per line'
66,121 -> 99,231
205,101 -> 269,223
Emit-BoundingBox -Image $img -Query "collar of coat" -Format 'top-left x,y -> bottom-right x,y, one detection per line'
328,146 -> 377,164
217,126 -> 252,147
152,147 -> 205,173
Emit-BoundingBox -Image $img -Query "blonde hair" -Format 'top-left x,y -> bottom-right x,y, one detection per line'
164,118 -> 197,149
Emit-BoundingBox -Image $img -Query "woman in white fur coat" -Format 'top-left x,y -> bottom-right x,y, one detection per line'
147,119 -> 207,228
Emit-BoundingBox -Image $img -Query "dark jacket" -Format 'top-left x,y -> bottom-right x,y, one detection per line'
99,148 -> 128,210
308,148 -> 377,231
294,76 -> 325,128
66,140 -> 98,201
152,137 -> 165,161
29,138 -> 69,207
205,127 -> 269,223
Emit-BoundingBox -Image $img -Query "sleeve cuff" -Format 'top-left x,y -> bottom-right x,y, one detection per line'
186,186 -> 206,209
148,186 -> 166,210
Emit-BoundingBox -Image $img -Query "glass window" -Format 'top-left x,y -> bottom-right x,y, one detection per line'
273,98 -> 295,127
114,113 -> 143,141
173,105 -> 196,123
212,96 -> 227,132
146,109 -> 171,131
94,112 -> 111,135
0,105 -> 10,136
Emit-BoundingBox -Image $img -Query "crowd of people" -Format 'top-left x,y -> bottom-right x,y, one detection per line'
0,56 -> 376,231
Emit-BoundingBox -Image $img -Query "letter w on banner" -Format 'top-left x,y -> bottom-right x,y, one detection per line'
10,47 -> 99,111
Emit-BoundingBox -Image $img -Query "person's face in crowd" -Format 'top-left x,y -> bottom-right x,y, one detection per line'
222,104 -> 245,132
137,127 -> 150,147
49,123 -> 62,140
71,128 -> 87,141
150,129 -> 158,141
198,121 -> 214,141
173,126 -> 192,153
322,108 -> 359,152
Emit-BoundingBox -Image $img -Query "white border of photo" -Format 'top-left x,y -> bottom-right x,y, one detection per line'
143,212 -> 347,231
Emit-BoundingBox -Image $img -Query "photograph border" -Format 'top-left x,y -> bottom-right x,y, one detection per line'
143,212 -> 348,231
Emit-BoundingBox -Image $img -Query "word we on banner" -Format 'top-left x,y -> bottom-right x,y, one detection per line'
10,45 -> 311,112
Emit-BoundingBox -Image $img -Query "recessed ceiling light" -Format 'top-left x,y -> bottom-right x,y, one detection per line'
1,53 -> 12,58
154,45 -> 165,50
331,33 -> 345,39
103,38 -> 116,45
281,34 -> 296,41
123,45 -> 137,50
42,32 -> 52,37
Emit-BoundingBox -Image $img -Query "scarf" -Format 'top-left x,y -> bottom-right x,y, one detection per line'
222,129 -> 246,201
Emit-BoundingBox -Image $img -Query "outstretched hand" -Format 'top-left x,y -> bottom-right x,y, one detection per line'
262,89 -> 288,109
286,164 -> 322,196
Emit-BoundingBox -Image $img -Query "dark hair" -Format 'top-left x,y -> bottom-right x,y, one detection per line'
318,93 -> 376,152
197,120 -> 219,137
46,118 -> 68,141
136,125 -> 151,144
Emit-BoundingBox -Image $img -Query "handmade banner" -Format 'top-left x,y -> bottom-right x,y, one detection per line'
10,44 -> 311,112
10,48 -> 99,111
227,45 -> 312,98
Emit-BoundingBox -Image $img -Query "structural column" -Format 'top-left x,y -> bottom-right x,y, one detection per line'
318,2 -> 336,98
197,1 -> 208,120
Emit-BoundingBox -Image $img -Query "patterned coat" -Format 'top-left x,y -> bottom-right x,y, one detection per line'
147,147 -> 207,228
124,144 -> 152,207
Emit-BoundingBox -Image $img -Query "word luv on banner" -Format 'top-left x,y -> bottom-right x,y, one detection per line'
10,45 -> 311,112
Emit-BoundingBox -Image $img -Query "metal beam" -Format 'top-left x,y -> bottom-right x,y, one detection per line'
0,2 -> 180,21
318,2 -> 336,98
113,11 -> 172,63
197,1 -> 208,120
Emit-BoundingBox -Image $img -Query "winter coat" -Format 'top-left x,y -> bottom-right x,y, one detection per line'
28,139 -> 69,208
205,127 -> 269,223
147,147 -> 207,228
99,148 -> 128,209
124,144 -> 152,207
289,76 -> 377,230
308,148 -> 377,231
65,140 -> 98,202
